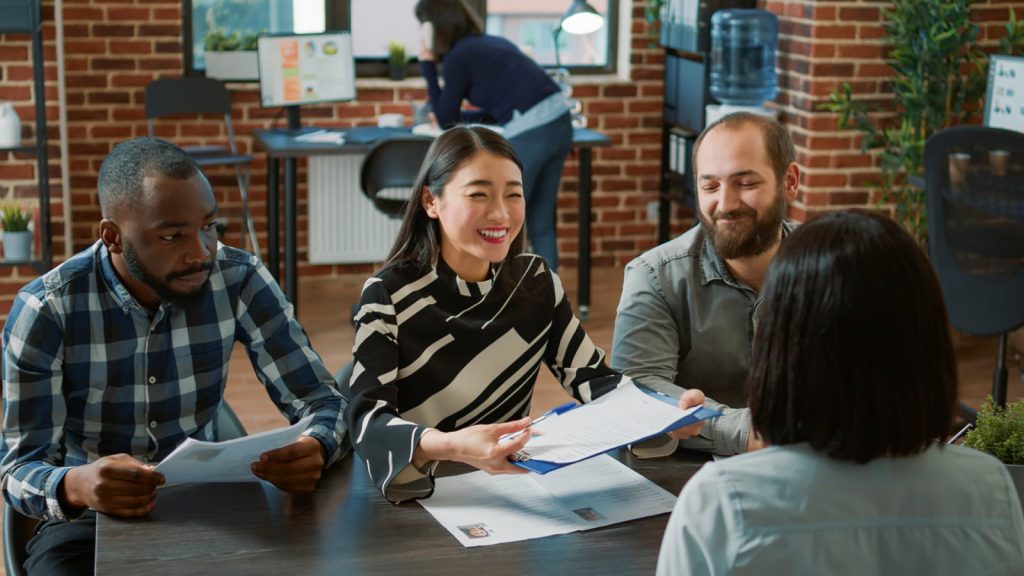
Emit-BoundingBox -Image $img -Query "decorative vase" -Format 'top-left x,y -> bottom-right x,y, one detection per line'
0,102 -> 21,148
2,230 -> 32,262
389,64 -> 406,81
204,51 -> 259,81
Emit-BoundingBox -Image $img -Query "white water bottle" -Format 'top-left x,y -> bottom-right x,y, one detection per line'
0,102 -> 22,148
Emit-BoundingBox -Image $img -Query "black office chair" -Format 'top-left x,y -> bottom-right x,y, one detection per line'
924,125 -> 1024,410
359,137 -> 433,218
145,77 -> 260,256
1,402 -> 247,576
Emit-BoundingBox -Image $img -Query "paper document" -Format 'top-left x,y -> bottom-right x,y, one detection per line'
154,415 -> 313,485
419,454 -> 679,547
505,380 -> 720,472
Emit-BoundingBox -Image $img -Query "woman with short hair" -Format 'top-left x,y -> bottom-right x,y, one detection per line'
657,210 -> 1024,575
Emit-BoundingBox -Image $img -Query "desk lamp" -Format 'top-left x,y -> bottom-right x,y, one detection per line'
552,0 -> 605,69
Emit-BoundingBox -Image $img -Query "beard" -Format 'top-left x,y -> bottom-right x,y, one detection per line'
699,185 -> 787,260
123,241 -> 212,308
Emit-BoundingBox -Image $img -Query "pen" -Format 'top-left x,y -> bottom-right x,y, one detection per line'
500,401 -> 578,443
947,422 -> 974,445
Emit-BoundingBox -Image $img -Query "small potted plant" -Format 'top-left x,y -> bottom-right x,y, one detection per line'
1,202 -> 32,262
203,29 -> 261,81
964,397 -> 1024,506
388,40 -> 407,81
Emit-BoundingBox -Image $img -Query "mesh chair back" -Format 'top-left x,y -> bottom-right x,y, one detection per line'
360,137 -> 433,218
924,125 -> 1024,336
145,77 -> 233,118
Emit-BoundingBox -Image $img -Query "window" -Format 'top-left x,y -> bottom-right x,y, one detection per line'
184,0 -> 618,76
185,0 -> 326,73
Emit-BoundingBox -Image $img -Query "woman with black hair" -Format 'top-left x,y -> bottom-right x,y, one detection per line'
657,210 -> 1024,575
345,126 -> 705,504
414,0 -> 573,270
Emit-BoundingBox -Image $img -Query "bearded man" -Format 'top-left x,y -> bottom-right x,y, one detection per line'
1,137 -> 347,575
611,112 -> 800,457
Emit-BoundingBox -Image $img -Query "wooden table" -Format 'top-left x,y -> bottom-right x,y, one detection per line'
95,449 -> 707,575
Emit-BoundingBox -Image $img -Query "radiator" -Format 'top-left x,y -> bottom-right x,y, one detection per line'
308,154 -> 406,264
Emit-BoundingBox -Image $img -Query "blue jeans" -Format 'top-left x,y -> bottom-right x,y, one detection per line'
508,113 -> 573,270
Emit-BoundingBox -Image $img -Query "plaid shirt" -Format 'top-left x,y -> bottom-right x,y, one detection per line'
1,241 -> 347,521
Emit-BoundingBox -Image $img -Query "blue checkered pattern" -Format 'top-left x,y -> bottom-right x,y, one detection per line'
1,241 -> 346,521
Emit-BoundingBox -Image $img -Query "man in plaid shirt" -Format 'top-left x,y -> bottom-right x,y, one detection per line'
1,137 -> 348,574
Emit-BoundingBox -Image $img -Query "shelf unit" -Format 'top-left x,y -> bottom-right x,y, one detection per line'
0,0 -> 52,272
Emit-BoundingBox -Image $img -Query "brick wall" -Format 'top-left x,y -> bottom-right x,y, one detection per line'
0,0 -> 1017,312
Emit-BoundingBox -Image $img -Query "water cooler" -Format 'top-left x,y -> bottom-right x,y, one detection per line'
705,9 -> 779,125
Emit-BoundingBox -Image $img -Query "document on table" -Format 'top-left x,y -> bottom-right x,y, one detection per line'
505,380 -> 720,472
419,454 -> 679,547
154,415 -> 313,485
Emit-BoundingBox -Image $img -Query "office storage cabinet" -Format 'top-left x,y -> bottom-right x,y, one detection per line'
0,0 -> 53,271
659,0 -> 756,53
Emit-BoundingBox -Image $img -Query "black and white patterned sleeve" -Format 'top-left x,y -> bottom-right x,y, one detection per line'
345,277 -> 436,503
543,270 -> 621,402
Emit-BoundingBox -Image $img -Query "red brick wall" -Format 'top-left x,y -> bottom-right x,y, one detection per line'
0,0 -> 1017,312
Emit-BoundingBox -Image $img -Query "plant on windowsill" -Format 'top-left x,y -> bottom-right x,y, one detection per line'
203,28 -> 261,81
1,202 -> 33,262
388,40 -> 408,81
819,1 -> 1024,247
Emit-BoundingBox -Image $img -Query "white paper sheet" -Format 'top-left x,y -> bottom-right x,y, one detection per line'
154,415 -> 313,484
418,455 -> 678,547
512,381 -> 702,464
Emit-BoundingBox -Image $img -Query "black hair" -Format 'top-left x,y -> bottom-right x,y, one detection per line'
97,137 -> 200,217
748,210 -> 957,462
414,0 -> 484,60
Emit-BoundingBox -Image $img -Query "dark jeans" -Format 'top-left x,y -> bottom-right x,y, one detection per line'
508,112 -> 573,270
24,510 -> 96,576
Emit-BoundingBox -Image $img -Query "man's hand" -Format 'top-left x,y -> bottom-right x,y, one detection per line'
667,389 -> 707,440
416,418 -> 532,475
252,435 -> 325,494
60,454 -> 164,518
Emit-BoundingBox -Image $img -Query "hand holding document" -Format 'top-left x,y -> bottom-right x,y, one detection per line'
154,415 -> 313,485
419,454 -> 679,547
503,380 -> 720,473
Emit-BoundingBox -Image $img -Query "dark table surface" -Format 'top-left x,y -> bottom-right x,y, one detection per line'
95,448 -> 707,575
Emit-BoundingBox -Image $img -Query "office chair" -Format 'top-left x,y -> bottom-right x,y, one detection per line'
924,125 -> 1024,410
359,137 -> 433,218
1,402 -> 247,576
145,77 -> 260,257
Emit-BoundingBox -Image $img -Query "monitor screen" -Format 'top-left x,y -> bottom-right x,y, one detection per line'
984,54 -> 1024,134
257,32 -> 356,108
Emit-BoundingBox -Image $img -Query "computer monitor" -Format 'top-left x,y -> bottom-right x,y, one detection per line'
984,54 -> 1024,134
257,32 -> 356,130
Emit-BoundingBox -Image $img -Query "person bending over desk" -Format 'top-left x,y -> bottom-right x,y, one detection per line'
0,138 -> 348,575
657,210 -> 1024,576
415,0 -> 573,270
345,126 -> 705,504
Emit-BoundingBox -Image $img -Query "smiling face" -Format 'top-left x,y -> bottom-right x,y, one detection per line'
694,121 -> 798,260
422,150 -> 525,281
101,171 -> 219,309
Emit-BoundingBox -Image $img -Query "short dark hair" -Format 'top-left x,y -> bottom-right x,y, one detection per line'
692,112 -> 796,187
414,0 -> 483,59
387,125 -> 524,269
748,210 -> 957,463
97,137 -> 200,217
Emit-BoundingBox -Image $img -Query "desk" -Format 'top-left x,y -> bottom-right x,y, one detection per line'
253,127 -> 611,319
95,449 -> 705,575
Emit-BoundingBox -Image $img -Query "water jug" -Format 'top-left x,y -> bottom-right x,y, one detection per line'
0,102 -> 21,148
709,9 -> 779,107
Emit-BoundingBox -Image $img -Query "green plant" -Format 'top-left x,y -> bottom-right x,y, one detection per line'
388,40 -> 407,68
644,0 -> 665,43
820,1 -> 1024,246
204,28 -> 261,52
0,203 -> 30,233
964,398 -> 1024,465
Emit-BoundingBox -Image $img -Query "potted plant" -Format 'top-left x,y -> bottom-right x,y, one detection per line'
203,29 -> 261,81
388,40 -> 407,81
821,2 -> 1024,246
964,398 -> 1024,507
1,202 -> 32,262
